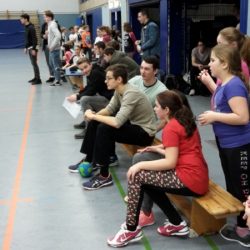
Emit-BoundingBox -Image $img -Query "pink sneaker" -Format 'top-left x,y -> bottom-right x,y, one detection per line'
107,223 -> 143,247
157,220 -> 189,237
139,211 -> 155,228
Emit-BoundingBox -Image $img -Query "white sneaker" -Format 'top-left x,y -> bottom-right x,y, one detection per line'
189,89 -> 195,96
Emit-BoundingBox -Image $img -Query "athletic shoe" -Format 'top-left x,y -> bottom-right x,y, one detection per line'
107,223 -> 143,248
139,211 -> 155,228
28,77 -> 36,83
74,121 -> 86,129
157,219 -> 189,237
109,155 -> 119,167
82,173 -> 113,190
32,78 -> 42,85
189,89 -> 195,96
46,77 -> 55,83
220,224 -> 250,247
68,159 -> 84,173
74,129 -> 86,139
49,81 -> 61,86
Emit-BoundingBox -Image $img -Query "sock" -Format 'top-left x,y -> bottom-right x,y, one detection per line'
127,224 -> 137,232
236,226 -> 250,237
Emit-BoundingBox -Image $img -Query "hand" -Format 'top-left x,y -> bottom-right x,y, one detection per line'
198,70 -> 214,86
198,111 -> 216,126
198,64 -> 204,70
67,94 -> 77,102
137,145 -> 160,153
136,45 -> 141,53
127,163 -> 142,182
31,50 -> 36,56
135,40 -> 140,45
84,109 -> 96,121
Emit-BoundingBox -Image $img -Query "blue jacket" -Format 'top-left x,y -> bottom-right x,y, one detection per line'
140,20 -> 160,58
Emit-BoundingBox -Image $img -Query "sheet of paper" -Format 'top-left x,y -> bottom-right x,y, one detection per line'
62,98 -> 81,119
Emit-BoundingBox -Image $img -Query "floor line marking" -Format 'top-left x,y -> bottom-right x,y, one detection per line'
2,86 -> 35,250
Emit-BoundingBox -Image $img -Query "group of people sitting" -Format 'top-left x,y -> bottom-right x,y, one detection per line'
63,25 -> 250,248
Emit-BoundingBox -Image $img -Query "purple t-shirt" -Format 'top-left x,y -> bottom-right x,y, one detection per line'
212,76 -> 250,148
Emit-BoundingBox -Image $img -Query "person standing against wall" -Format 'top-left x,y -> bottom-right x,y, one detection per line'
20,13 -> 41,85
135,9 -> 160,59
44,10 -> 62,86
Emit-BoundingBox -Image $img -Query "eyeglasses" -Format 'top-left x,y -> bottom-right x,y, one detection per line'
105,77 -> 114,81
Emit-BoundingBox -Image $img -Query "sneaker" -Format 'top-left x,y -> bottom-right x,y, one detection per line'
28,77 -> 36,83
68,159 -> 84,173
31,78 -> 42,85
189,89 -> 195,96
109,155 -> 119,167
82,173 -> 113,190
49,81 -> 61,86
74,121 -> 86,129
74,130 -> 86,139
46,77 -> 55,83
157,220 -> 189,237
139,211 -> 155,228
107,223 -> 143,248
220,224 -> 250,247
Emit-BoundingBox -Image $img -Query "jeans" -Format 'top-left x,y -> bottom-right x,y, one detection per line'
49,49 -> 61,81
44,46 -> 54,77
28,49 -> 40,79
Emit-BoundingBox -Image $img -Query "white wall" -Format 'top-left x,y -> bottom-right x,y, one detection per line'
0,0 -> 79,13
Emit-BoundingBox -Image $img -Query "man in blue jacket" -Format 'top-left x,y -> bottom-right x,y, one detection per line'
136,9 -> 160,59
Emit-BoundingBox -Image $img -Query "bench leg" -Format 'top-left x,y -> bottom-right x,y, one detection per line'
190,200 -> 226,235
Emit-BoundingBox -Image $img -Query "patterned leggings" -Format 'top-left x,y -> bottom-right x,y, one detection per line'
126,152 -> 199,229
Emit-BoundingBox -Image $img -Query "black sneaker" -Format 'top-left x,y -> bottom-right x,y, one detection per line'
68,159 -> 84,173
46,77 -> 55,83
220,224 -> 250,247
32,79 -> 42,85
74,130 -> 86,139
74,121 -> 86,129
82,173 -> 113,190
61,76 -> 67,82
28,78 -> 36,83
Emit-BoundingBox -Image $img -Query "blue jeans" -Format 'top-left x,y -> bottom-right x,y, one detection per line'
49,49 -> 61,81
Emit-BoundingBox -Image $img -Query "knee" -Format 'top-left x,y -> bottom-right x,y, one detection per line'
96,123 -> 114,137
80,96 -> 92,108
132,153 -> 144,165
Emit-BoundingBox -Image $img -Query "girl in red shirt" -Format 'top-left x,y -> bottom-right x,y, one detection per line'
107,90 -> 209,248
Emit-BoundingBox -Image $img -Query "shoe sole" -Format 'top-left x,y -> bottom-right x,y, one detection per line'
157,228 -> 189,237
83,181 -> 113,190
219,228 -> 250,248
68,169 -> 79,173
107,233 -> 143,247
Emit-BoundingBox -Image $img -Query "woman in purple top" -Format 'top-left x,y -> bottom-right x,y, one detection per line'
198,44 -> 250,247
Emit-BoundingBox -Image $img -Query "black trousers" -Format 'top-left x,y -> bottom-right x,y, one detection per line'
80,120 -> 154,176
29,49 -> 40,79
217,138 -> 250,227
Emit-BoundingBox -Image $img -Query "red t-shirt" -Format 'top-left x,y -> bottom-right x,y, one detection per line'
162,118 -> 209,195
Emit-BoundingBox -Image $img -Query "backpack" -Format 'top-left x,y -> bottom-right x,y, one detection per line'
55,20 -> 64,45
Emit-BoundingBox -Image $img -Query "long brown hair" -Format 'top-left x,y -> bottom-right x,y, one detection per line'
157,90 -> 196,137
212,44 -> 249,90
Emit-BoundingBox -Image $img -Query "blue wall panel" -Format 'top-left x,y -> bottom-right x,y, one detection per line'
86,8 -> 102,42
0,20 -> 24,49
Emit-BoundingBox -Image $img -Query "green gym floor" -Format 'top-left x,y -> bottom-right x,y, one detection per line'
0,49 -> 244,250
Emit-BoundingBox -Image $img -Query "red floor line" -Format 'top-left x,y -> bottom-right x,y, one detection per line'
2,86 -> 35,250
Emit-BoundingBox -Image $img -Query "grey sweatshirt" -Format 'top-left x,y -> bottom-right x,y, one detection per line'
48,20 -> 61,51
106,84 -> 157,137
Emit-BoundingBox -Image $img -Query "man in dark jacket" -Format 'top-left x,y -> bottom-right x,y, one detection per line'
20,13 -> 41,85
66,57 -> 114,140
103,47 -> 140,79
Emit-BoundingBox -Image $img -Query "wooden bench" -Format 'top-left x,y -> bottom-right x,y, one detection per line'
121,139 -> 244,236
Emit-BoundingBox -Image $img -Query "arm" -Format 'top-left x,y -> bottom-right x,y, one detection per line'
141,23 -> 159,51
198,69 -> 217,93
198,96 -> 249,126
30,26 -> 38,50
84,108 -> 119,127
49,22 -> 61,51
127,147 -> 178,182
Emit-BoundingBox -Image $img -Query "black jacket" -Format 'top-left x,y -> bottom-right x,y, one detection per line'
41,22 -> 48,51
77,64 -> 113,100
24,23 -> 37,50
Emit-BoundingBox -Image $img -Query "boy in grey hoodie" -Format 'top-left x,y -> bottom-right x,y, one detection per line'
44,10 -> 62,86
